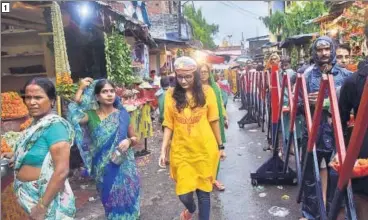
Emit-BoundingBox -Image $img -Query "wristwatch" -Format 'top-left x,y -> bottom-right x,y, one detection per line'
218,144 -> 225,150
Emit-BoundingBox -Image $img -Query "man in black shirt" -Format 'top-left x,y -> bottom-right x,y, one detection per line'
336,23 -> 368,219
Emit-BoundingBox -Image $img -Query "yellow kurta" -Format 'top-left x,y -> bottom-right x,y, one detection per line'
163,85 -> 220,195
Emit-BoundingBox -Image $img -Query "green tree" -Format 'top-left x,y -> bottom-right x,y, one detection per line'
183,5 -> 219,49
262,1 -> 328,39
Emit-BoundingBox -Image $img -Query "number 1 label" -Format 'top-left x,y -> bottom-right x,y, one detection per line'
2,3 -> 10,13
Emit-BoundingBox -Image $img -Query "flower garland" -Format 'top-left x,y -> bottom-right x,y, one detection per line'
325,2 -> 368,63
51,2 -> 77,101
1,92 -> 28,120
20,118 -> 33,131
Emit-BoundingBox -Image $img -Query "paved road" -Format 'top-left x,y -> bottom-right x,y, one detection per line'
75,99 -> 301,220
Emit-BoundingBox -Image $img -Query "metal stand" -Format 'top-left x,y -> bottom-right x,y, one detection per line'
250,122 -> 297,186
328,78 -> 368,220
250,67 -> 297,186
238,71 -> 258,128
296,73 -> 361,220
135,138 -> 151,157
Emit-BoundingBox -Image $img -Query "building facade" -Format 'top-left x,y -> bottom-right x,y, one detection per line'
247,35 -> 270,60
146,1 -> 179,15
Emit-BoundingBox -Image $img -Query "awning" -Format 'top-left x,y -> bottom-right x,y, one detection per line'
261,42 -> 279,49
154,38 -> 187,44
94,1 -> 157,47
206,55 -> 225,64
235,56 -> 252,63
212,64 -> 230,70
279,33 -> 319,48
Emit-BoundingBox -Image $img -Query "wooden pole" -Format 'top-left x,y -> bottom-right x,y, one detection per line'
57,96 -> 62,116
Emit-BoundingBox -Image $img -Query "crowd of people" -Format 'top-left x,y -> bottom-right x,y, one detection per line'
1,54 -> 231,219
243,27 -> 367,220
1,19 -> 366,220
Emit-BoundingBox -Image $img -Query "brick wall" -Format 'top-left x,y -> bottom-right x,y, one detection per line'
146,1 -> 169,15
149,14 -> 178,38
146,1 -> 179,15
108,2 -> 125,13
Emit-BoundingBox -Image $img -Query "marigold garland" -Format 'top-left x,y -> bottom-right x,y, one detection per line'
20,118 -> 33,131
1,139 -> 12,154
1,92 -> 28,120
51,2 -> 77,101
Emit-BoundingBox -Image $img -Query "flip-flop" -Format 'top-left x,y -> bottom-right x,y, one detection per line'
180,209 -> 193,220
214,180 -> 226,191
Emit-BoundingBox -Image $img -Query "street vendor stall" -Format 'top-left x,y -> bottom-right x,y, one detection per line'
315,1 -> 368,70
1,93 -> 31,219
1,2 -> 54,93
120,83 -> 156,157
1,2 -> 72,218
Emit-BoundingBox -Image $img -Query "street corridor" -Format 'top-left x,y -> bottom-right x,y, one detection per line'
74,99 -> 300,220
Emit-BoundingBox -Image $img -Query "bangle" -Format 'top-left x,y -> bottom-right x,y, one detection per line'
127,138 -> 132,146
39,198 -> 47,209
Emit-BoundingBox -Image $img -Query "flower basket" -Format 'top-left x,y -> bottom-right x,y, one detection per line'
330,159 -> 368,178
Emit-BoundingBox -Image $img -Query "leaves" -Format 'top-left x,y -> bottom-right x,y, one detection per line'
104,31 -> 134,87
183,5 -> 219,49
261,1 -> 328,40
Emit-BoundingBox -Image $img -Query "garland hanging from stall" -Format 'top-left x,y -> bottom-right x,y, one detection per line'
51,2 -> 77,101
104,31 -> 135,87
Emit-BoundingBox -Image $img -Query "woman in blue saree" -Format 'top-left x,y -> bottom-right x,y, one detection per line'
68,78 -> 140,219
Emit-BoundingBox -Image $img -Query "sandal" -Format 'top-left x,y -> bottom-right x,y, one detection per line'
180,209 -> 193,220
214,180 -> 226,191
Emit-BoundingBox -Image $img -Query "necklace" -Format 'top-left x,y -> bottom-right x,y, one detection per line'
97,109 -> 116,120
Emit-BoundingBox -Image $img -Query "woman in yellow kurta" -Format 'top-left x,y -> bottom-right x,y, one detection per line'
159,57 -> 223,220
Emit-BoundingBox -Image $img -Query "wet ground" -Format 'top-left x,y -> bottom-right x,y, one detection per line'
74,99 -> 301,220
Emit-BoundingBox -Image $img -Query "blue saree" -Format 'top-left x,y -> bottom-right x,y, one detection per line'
68,81 -> 140,220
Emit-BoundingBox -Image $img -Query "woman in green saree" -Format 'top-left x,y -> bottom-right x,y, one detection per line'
68,78 -> 141,219
199,64 -> 228,191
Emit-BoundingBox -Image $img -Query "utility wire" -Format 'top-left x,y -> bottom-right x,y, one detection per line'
226,1 -> 262,18
219,1 -> 260,20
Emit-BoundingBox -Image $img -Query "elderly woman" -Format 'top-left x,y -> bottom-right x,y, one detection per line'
68,78 -> 140,219
159,57 -> 223,220
1,78 -> 76,219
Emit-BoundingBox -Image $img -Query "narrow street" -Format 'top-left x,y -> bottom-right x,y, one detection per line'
74,98 -> 300,220
1,2 -> 367,220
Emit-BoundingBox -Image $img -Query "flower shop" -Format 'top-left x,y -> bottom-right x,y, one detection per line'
1,1 -> 158,143
1,2 -> 158,218
312,1 -> 368,70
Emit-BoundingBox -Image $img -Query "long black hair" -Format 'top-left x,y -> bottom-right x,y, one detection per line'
172,70 -> 205,112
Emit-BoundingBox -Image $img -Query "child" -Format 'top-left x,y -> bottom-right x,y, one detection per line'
155,76 -> 171,165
